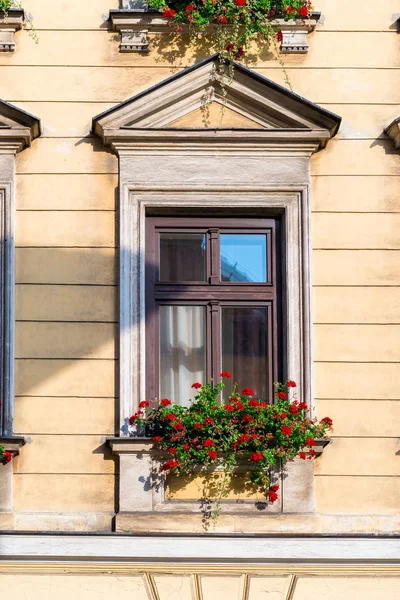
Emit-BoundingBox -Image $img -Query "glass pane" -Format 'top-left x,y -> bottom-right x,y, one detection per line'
160,233 -> 206,282
220,234 -> 267,282
160,305 -> 206,406
222,307 -> 268,401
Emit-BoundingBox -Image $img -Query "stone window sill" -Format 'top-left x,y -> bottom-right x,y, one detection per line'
107,436 -> 330,532
109,8 -> 321,53
0,8 -> 24,52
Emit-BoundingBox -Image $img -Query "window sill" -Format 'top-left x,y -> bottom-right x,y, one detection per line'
107,436 -> 330,532
0,8 -> 24,52
109,9 -> 321,54
0,436 -> 25,512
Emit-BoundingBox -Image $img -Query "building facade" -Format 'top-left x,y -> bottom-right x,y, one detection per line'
0,1 -> 399,598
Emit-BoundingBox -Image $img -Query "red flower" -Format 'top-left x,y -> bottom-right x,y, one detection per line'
203,417 -> 214,426
224,404 -> 234,412
168,447 -> 177,454
251,433 -> 258,439
174,423 -> 184,431
298,402 -> 308,410
249,452 -> 263,462
237,433 -> 250,444
204,439 -> 215,447
160,398 -> 171,406
208,450 -> 218,459
281,425 -> 293,435
276,31 -> 283,43
267,490 -> 279,503
226,43 -> 235,52
220,371 -> 231,378
309,448 -> 316,457
289,404 -> 299,415
260,401 -> 267,408
270,483 -> 279,493
234,0 -> 246,5
167,459 -> 179,469
305,437 -> 315,447
241,388 -> 255,396
299,5 -> 309,17
248,399 -> 259,407
162,8 -> 176,18
185,4 -> 195,11
218,16 -> 228,24
234,47 -> 244,58
235,401 -> 245,411
153,436 -> 162,443
128,411 -> 143,425
276,391 -> 287,400
242,414 -> 253,423
287,380 -> 296,387
139,400 -> 150,408
2,451 -> 12,465
165,413 -> 176,421
320,417 -> 333,427
299,451 -> 307,460
183,444 -> 190,451
194,423 -> 203,430
281,412 -> 287,419
191,382 -> 202,390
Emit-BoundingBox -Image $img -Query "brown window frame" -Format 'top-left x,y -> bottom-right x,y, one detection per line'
145,216 -> 281,404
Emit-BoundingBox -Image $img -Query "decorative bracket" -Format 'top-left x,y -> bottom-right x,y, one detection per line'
0,8 -> 24,52
109,8 -> 321,54
385,117 -> 400,149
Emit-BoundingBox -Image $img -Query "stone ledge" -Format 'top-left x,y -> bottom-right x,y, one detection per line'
109,9 -> 321,53
0,435 -> 25,456
385,117 -> 400,149
0,8 -> 24,52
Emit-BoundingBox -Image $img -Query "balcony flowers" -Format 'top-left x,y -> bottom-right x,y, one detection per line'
129,374 -> 332,521
0,445 -> 12,466
146,0 -> 314,62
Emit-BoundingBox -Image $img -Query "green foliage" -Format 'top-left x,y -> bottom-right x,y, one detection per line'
129,376 -> 332,517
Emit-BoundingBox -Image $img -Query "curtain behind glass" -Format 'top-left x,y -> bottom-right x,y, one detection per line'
160,305 -> 206,406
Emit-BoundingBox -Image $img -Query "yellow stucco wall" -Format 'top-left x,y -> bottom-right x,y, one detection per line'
1,0 -> 399,527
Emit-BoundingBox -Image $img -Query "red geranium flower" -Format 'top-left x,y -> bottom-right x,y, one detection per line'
166,459 -> 179,469
226,43 -> 235,52
139,400 -> 150,408
234,0 -> 246,5
276,391 -> 287,400
260,401 -> 267,408
281,412 -> 287,419
224,404 -> 234,412
2,451 -> 12,464
162,8 -> 176,18
305,437 -> 315,447
270,483 -> 279,493
220,371 -> 231,378
281,425 -> 293,435
241,388 -> 255,396
194,423 -> 203,430
298,402 -> 308,410
235,401 -> 245,411
242,414 -> 253,423
204,417 -> 214,426
183,444 -> 190,451
237,433 -> 250,444
299,5 -> 309,17
174,423 -> 184,431
208,450 -> 218,459
248,399 -> 259,407
218,16 -> 228,24
309,448 -> 316,457
185,4 -> 195,11
165,413 -> 176,421
289,404 -> 299,415
320,417 -> 333,427
153,436 -> 162,443
276,31 -> 283,43
191,382 -> 202,390
251,433 -> 258,439
287,380 -> 297,387
160,398 -> 171,406
267,490 -> 279,503
249,452 -> 263,462
204,439 -> 215,447
168,447 -> 177,454
299,451 -> 307,460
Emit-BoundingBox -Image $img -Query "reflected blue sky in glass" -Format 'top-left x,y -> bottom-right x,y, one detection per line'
220,234 -> 267,282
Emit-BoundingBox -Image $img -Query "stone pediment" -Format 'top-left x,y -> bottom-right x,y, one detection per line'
0,99 -> 41,152
92,54 -> 341,153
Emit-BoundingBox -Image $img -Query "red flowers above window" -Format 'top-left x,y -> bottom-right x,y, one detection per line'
139,400 -> 150,408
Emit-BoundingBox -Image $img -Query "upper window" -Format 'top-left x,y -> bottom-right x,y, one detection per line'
145,217 -> 281,406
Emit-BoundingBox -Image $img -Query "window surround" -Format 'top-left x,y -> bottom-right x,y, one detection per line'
93,55 -> 340,528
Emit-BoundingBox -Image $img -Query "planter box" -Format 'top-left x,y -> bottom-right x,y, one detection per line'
107,436 -> 330,532
109,7 -> 321,53
0,8 -> 24,52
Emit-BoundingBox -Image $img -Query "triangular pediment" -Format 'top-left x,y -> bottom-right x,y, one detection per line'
0,99 -> 41,150
93,54 -> 341,151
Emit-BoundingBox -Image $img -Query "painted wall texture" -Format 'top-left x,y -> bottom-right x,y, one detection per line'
0,0 -> 399,538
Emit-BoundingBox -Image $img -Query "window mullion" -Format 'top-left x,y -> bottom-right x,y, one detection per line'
209,300 -> 221,383
208,228 -> 220,284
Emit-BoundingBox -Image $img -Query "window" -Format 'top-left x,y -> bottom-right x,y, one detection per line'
145,217 -> 281,405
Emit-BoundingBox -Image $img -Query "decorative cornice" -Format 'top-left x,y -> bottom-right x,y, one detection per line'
0,8 -> 24,52
0,98 -> 41,152
109,9 -> 321,53
0,436 -> 25,456
385,117 -> 400,149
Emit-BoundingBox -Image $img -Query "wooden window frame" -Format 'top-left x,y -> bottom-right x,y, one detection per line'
145,216 -> 281,404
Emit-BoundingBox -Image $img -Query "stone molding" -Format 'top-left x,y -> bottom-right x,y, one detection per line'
0,8 -> 24,52
109,8 -> 321,53
385,117 -> 400,149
